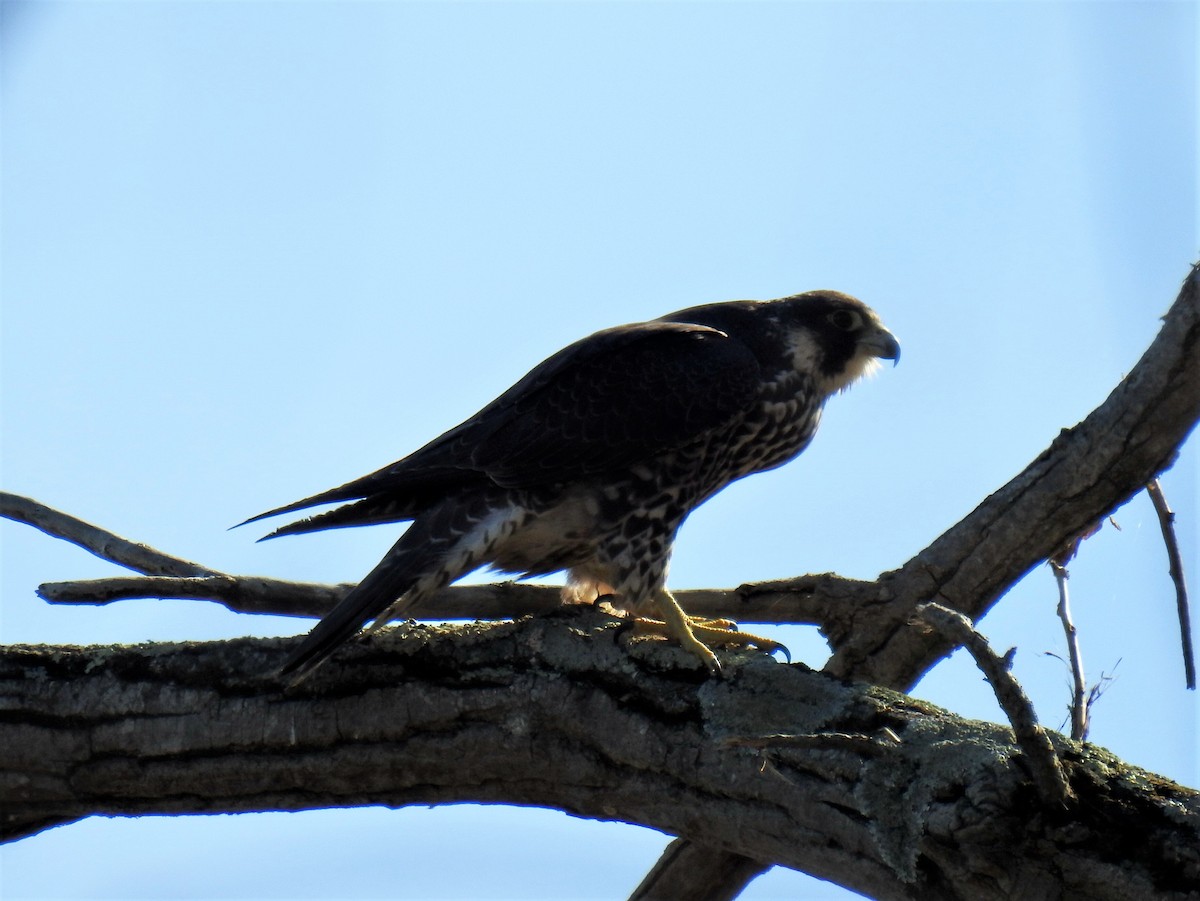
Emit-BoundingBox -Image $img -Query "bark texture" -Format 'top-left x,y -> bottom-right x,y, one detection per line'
3,614 -> 1198,900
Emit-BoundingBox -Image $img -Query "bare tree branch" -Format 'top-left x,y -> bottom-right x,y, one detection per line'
0,493 -> 219,578
915,603 -> 1073,806
1146,478 -> 1196,690
31,568 -> 861,627
3,617 -> 1198,900
0,497 -> 863,628
1048,518 -> 1104,741
1051,561 -> 1090,741
723,729 -> 901,756
35,574 -> 352,618
629,839 -> 769,901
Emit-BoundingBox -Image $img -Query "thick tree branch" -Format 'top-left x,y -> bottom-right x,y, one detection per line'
3,616 -> 1198,900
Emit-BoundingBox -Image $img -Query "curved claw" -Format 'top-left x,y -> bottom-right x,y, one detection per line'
688,621 -> 790,662
613,587 -> 785,675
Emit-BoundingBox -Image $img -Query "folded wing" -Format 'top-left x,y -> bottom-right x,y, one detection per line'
241,320 -> 762,538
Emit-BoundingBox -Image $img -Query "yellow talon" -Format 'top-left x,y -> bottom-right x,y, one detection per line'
616,588 -> 789,673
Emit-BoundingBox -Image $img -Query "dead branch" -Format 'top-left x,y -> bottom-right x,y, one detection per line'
26,559 -> 858,627
1146,478 -> 1196,689
1048,519 -> 1104,741
630,839 -> 771,901
722,729 -> 901,756
3,617 -> 1197,900
0,492 -> 862,627
34,573 -> 351,619
1051,561 -> 1089,740
0,493 -> 218,578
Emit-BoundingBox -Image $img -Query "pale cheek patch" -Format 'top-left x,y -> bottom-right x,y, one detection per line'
792,321 -> 888,393
785,330 -> 879,395
828,353 -> 882,394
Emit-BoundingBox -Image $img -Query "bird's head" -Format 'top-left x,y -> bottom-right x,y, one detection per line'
772,290 -> 900,394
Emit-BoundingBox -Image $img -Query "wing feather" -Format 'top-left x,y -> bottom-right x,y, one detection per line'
466,322 -> 760,486
242,320 -> 761,531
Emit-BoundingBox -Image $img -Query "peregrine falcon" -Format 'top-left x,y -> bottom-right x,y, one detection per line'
246,290 -> 899,677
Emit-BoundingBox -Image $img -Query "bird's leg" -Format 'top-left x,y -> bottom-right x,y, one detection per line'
651,587 -> 723,674
631,589 -> 790,672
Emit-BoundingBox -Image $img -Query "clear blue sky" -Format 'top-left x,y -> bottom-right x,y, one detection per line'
1,2 -> 1195,899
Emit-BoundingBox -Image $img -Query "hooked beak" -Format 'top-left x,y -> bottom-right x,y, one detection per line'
860,327 -> 901,366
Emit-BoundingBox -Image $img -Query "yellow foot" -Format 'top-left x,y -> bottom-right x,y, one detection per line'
624,588 -> 789,674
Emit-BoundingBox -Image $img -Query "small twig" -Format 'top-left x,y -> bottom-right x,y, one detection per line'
1048,520 -> 1106,740
915,603 -> 1074,805
1086,659 -> 1120,714
1145,478 -> 1195,690
0,492 -> 219,578
1050,562 -> 1088,740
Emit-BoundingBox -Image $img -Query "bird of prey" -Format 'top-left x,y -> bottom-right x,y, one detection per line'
246,290 -> 899,677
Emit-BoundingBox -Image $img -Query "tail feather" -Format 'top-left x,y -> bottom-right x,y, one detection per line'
257,495 -> 426,541
279,542 -> 428,677
277,495 -> 525,679
235,468 -> 483,534
235,483 -> 372,530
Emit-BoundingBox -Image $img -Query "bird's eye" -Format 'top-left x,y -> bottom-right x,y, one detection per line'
827,309 -> 861,331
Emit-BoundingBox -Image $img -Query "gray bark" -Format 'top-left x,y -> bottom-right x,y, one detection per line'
3,613 -> 1198,899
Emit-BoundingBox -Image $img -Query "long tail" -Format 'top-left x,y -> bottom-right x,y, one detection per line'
236,466 -> 478,533
279,496 -> 526,679
279,538 -> 433,677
